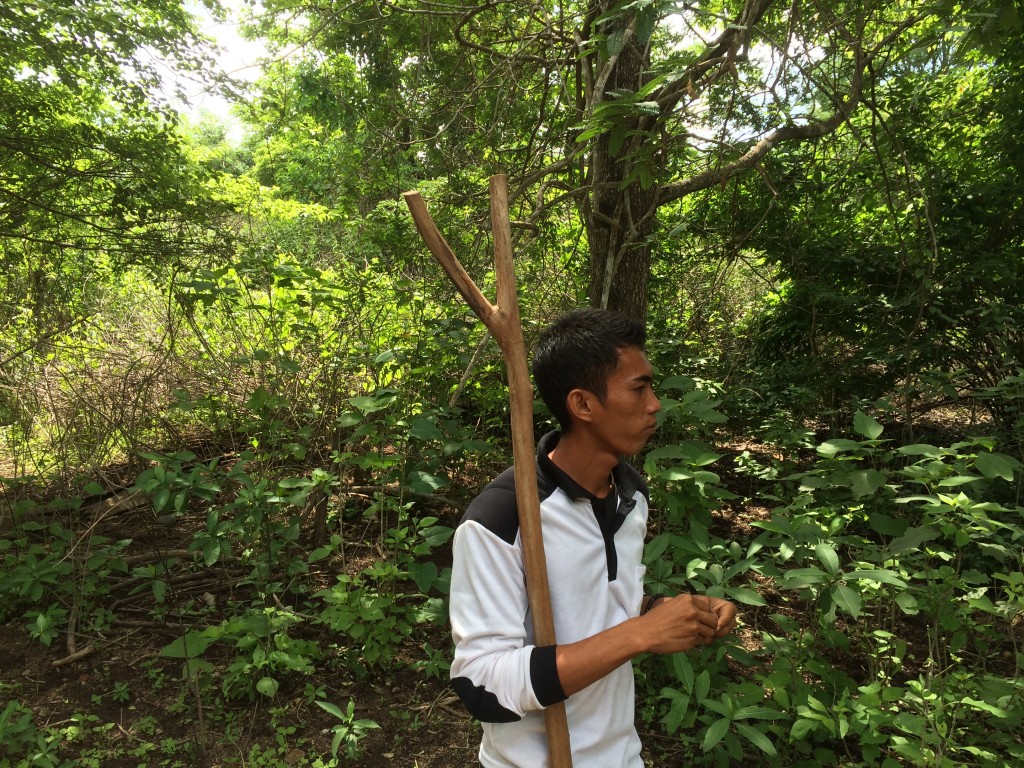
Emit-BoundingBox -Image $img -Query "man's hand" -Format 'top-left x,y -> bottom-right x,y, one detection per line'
641,595 -> 738,654
706,596 -> 739,638
555,594 -> 739,696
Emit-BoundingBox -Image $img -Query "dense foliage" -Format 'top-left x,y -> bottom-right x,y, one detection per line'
0,0 -> 1022,766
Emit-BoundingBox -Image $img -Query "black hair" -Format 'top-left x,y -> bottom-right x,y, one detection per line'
532,308 -> 647,431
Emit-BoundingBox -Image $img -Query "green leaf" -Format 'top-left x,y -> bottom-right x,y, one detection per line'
734,721 -> 777,755
659,376 -> 695,391
153,487 -> 170,513
182,658 -> 214,679
888,526 -> 940,554
831,584 -> 862,618
695,670 -> 711,702
646,441 -> 721,466
256,676 -> 279,697
850,469 -> 886,498
660,689 -> 690,734
419,525 -> 455,548
937,475 -> 982,487
162,630 -> 216,659
672,652 -> 694,692
869,513 -> 907,536
608,125 -> 627,155
307,544 -> 333,564
814,543 -> 840,577
246,386 -> 269,411
408,561 -> 439,593
152,579 -> 167,603
407,470 -> 447,494
202,539 -> 221,566
349,392 -> 397,414
733,705 -> 784,721
336,412 -> 362,428
700,697 -> 731,718
895,592 -> 919,615
975,452 -> 1017,481
816,439 -> 862,457
897,444 -> 942,456
961,697 -> 1010,717
846,569 -> 907,588
607,28 -> 625,57
316,700 -> 346,720
724,586 -> 766,606
790,718 -> 817,740
782,567 -> 830,588
635,7 -> 657,43
702,717 -> 731,752
408,418 -> 444,441
853,411 -> 884,439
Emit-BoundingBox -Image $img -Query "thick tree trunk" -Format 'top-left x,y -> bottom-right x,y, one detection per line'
585,200 -> 653,320
576,0 -> 880,320
583,9 -> 657,321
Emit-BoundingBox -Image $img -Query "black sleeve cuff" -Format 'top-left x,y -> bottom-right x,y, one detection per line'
530,644 -> 568,707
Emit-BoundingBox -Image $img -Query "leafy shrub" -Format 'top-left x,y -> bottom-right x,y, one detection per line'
642,410 -> 1024,766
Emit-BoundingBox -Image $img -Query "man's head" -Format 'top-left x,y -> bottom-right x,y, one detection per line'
532,308 -> 647,431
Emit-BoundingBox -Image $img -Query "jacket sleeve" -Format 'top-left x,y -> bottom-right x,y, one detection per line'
449,520 -> 567,721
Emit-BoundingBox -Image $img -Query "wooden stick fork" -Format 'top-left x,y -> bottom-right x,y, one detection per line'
403,175 -> 573,766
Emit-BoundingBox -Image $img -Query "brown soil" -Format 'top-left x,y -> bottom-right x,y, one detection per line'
0,457 -> 485,768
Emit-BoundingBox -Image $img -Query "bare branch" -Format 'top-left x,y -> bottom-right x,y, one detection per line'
656,4 -> 930,209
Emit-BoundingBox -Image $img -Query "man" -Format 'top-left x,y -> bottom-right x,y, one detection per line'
449,308 -> 738,766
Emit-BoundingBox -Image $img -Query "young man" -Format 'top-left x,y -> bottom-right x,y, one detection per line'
449,308 -> 738,766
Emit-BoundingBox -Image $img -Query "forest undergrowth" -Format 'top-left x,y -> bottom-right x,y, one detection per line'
1,390 -> 1022,767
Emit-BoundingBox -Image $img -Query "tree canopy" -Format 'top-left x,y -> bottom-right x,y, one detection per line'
245,0 -> 1021,319
0,0 -> 222,335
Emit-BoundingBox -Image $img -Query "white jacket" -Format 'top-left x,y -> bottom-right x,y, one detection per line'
450,431 -> 649,767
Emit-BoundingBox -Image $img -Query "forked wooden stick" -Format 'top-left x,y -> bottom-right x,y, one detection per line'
403,175 -> 573,766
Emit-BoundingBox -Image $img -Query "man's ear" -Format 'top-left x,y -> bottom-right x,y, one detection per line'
565,388 -> 597,424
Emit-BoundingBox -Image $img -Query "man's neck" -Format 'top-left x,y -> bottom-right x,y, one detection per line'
547,429 -> 618,498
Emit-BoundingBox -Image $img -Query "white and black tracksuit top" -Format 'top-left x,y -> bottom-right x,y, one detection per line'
450,431 -> 649,767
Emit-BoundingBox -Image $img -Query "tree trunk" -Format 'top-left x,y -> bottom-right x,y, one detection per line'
585,203 -> 653,320
583,8 -> 657,320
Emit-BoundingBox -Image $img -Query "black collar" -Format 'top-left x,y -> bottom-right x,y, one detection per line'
536,431 -> 640,503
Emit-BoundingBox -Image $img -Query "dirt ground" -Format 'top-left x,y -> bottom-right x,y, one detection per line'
0,617 -> 485,767
0,457 -> 487,768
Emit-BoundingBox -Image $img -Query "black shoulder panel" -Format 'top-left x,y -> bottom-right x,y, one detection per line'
460,463 -> 560,546
461,467 -> 519,545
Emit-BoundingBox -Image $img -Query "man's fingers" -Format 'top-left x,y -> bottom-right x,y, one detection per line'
677,596 -> 717,621
698,610 -> 719,630
655,595 -> 738,650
